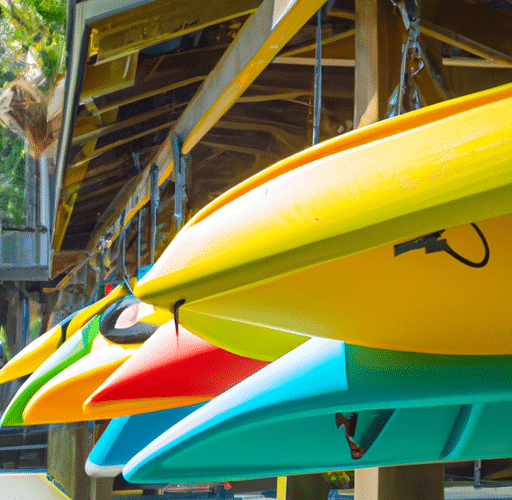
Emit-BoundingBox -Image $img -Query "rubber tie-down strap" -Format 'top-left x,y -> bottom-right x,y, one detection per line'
173,299 -> 186,336
394,223 -> 489,268
335,413 -> 366,460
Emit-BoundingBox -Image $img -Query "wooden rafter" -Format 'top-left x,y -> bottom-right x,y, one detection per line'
419,19 -> 512,68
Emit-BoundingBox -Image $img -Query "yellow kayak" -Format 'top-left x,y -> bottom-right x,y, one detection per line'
134,83 -> 512,356
0,283 -> 130,384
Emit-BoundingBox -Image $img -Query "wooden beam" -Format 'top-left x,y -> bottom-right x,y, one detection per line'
442,57 -> 512,68
279,30 -> 355,57
419,19 -> 512,68
272,56 -> 354,67
69,121 -> 176,169
354,0 -> 404,127
72,102 -> 183,146
173,0 -> 328,155
428,0 -> 512,63
90,75 -> 206,117
329,9 -> 355,21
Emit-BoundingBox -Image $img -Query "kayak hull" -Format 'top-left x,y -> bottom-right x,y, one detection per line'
0,316 -> 101,427
178,213 -> 512,356
83,323 -> 268,419
133,83 -> 512,356
86,403 -> 205,478
22,346 -> 134,424
123,338 -> 512,483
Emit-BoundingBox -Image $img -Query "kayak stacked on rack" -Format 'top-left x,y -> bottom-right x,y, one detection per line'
0,292 -> 172,426
123,338 -> 512,483
4,83 -> 512,482
117,82 -> 512,482
133,82 -> 512,357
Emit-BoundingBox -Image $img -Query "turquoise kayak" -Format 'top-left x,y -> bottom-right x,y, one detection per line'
0,315 -> 101,426
124,338 -> 512,483
86,403 -> 205,478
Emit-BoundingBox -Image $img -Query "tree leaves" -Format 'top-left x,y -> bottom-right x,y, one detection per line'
0,0 -> 66,91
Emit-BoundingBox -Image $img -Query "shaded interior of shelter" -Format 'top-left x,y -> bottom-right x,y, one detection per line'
48,0 -> 512,294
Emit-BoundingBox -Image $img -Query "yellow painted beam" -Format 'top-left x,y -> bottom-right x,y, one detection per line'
175,0 -> 329,155
279,29 -> 355,58
89,0 -> 261,64
80,53 -> 139,101
53,112 -> 119,254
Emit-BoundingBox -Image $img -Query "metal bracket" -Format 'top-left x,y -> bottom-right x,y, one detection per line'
394,230 -> 447,256
149,164 -> 160,265
172,134 -> 187,232
335,413 -> 366,459
312,7 -> 323,146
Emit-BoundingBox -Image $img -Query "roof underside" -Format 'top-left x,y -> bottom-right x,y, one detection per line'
49,0 -> 512,289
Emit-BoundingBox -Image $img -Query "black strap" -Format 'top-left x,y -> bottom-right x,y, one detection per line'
173,299 -> 186,336
394,223 -> 489,268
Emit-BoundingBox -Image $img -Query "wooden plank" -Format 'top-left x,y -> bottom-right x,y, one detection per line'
443,57 -> 511,68
272,56 -> 354,67
353,0 -> 404,127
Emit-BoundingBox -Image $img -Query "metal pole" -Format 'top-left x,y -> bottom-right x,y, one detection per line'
149,164 -> 159,265
474,459 -> 482,489
96,238 -> 105,301
21,288 -> 30,348
312,7 -> 323,146
137,209 -> 142,273
83,263 -> 88,307
114,210 -> 126,283
172,134 -> 186,232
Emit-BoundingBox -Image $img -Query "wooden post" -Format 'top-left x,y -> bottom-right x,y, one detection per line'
277,474 -> 331,500
353,4 -> 445,499
355,464 -> 444,500
354,0 -> 405,127
48,420 -> 113,500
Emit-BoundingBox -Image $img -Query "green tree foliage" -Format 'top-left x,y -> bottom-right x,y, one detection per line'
0,126 -> 25,226
0,0 -> 66,91
0,0 -> 66,226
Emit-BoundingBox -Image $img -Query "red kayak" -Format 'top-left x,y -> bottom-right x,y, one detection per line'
83,321 -> 268,419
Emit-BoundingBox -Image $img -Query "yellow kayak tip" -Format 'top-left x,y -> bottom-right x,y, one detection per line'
66,283 -> 132,340
0,320 -> 68,385
22,345 -> 135,425
0,283 -> 132,386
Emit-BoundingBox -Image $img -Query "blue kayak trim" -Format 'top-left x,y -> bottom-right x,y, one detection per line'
86,403 -> 206,477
